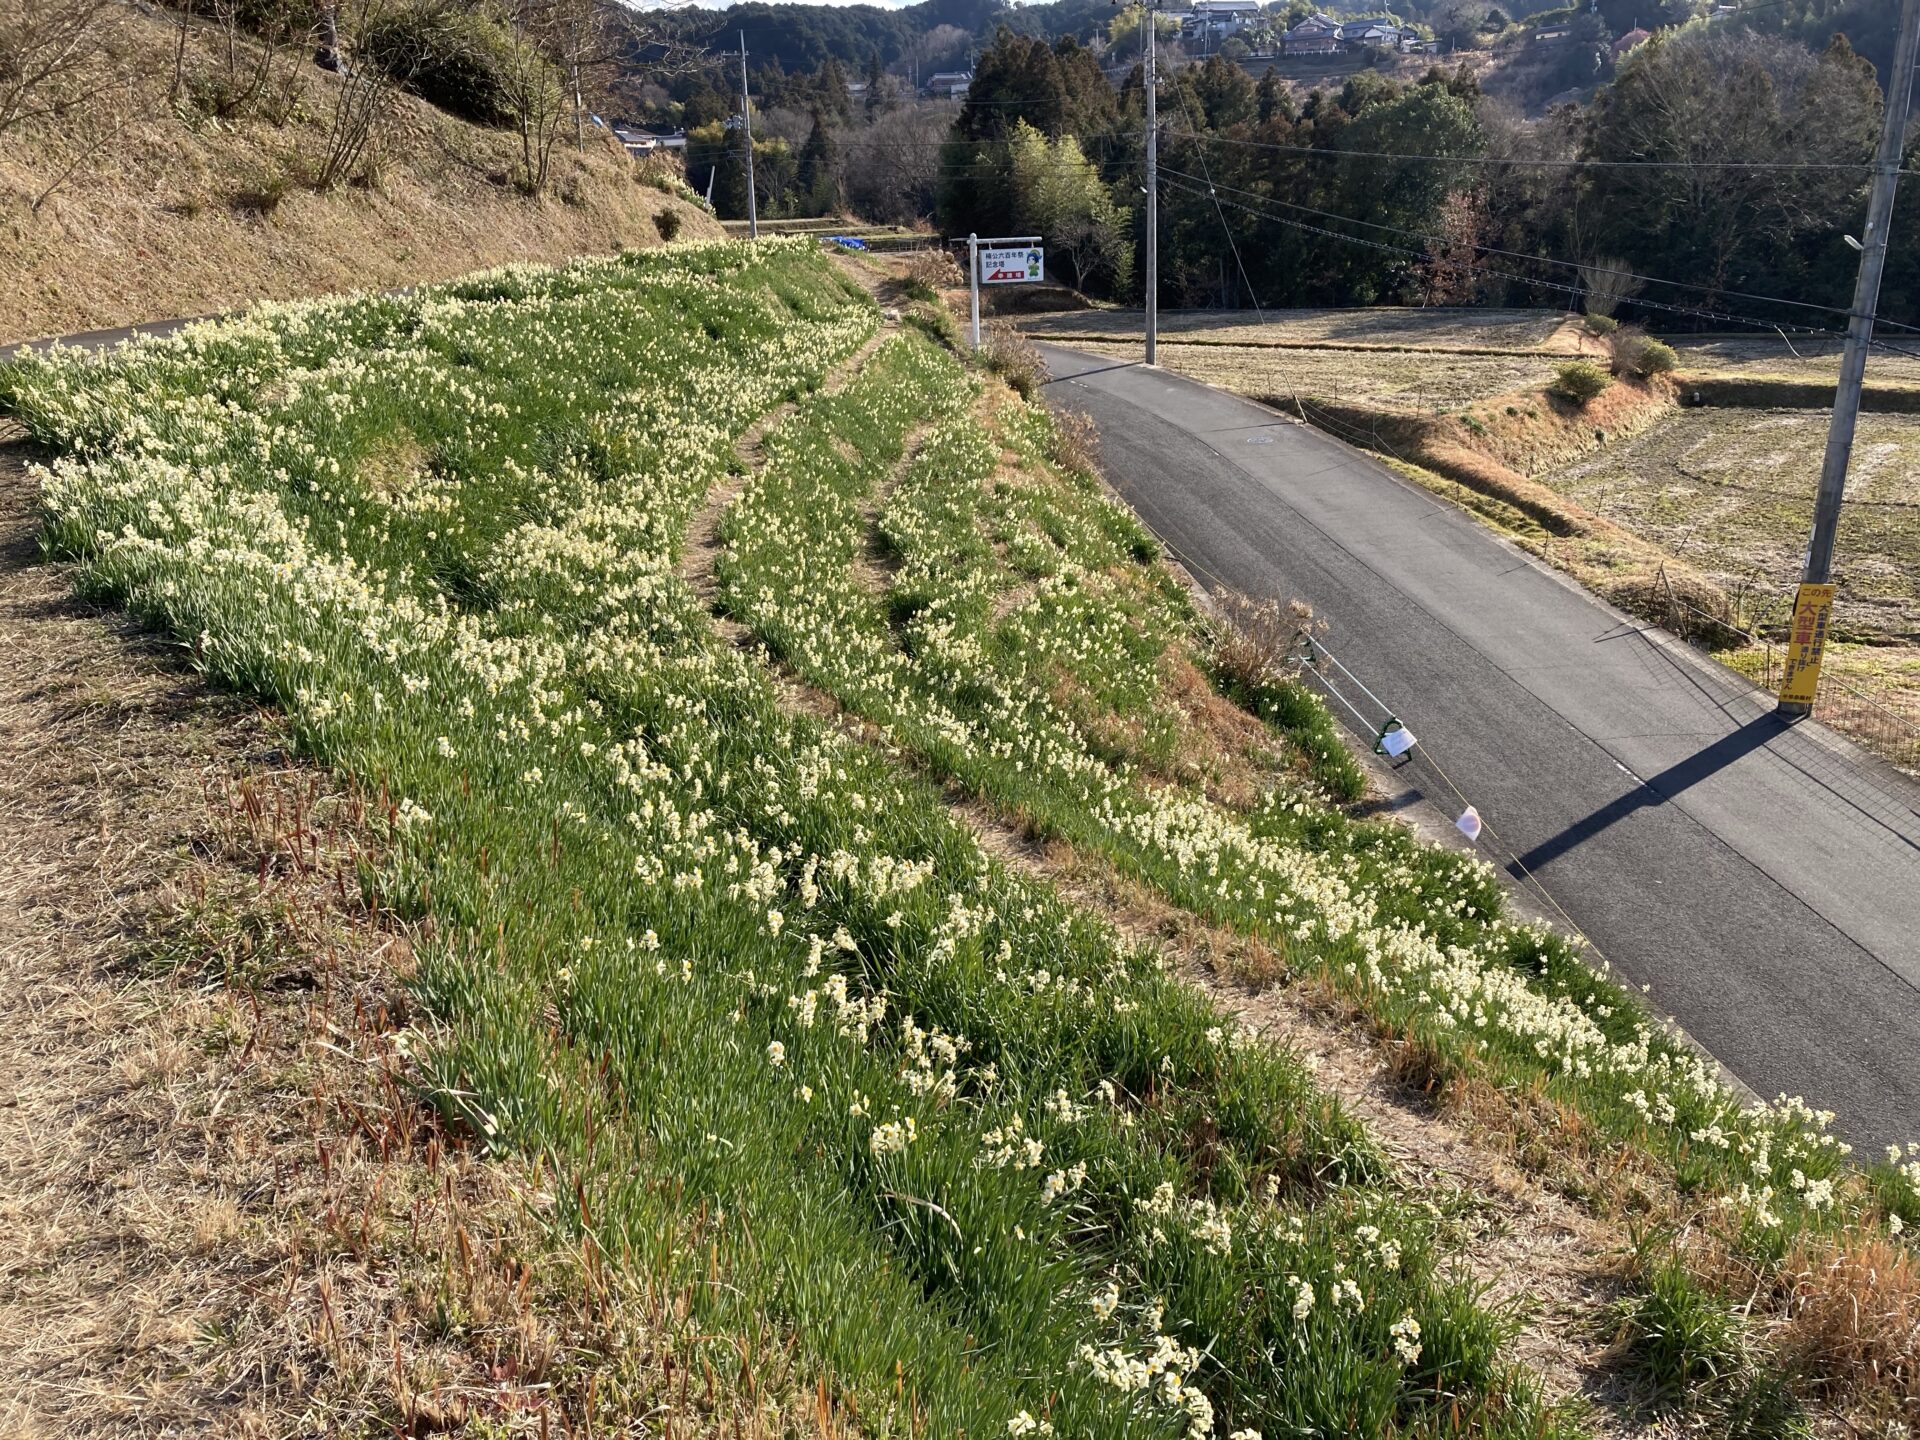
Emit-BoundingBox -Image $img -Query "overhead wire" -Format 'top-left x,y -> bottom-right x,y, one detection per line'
1157,172 -> 1920,356
1157,155 -> 1920,331
1150,126 -> 1919,175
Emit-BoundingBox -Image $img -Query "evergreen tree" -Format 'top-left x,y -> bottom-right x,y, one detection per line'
798,108 -> 842,216
818,57 -> 854,123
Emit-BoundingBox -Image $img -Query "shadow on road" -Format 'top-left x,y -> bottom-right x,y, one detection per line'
1508,713 -> 1789,878
1039,359 -> 1143,385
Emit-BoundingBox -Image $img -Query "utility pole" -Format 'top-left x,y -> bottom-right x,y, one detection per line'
1778,0 -> 1919,716
1144,0 -> 1159,367
968,233 -> 981,350
739,31 -> 758,240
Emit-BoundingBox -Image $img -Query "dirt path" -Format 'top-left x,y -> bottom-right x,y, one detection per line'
681,322 -> 899,617
952,799 -> 1652,1432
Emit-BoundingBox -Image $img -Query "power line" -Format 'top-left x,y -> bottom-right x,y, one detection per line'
1178,128 -> 1917,175
1155,173 -> 1898,344
1167,76 -> 1266,320
1164,171 -> 1920,361
1157,159 -> 1920,333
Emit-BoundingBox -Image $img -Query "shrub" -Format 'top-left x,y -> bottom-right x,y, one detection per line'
979,322 -> 1045,399
1046,407 -> 1100,478
902,248 -> 962,303
361,3 -> 519,128
1610,328 -> 1679,379
227,163 -> 295,216
1207,595 -> 1367,802
1581,313 -> 1619,337
1550,359 -> 1613,405
653,208 -> 681,242
1210,591 -> 1313,695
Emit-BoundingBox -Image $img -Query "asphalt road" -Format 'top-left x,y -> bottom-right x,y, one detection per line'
1040,344 -> 1920,1153
0,315 -> 214,365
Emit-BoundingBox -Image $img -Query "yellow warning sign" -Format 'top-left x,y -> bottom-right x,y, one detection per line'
1778,582 -> 1837,707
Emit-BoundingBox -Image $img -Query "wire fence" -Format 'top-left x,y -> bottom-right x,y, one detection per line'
1651,563 -> 1920,774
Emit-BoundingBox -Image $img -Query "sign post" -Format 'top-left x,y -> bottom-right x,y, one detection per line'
1778,582 -> 1838,711
968,233 -> 979,350
955,234 -> 1044,351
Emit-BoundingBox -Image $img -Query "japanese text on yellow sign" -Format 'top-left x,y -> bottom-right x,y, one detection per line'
1778,582 -> 1836,707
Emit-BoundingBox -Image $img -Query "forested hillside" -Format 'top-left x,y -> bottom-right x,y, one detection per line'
659,13 -> 1918,343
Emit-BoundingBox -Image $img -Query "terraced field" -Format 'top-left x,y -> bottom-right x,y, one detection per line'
1541,408 -> 1920,641
5,242 -> 1917,1435
1671,336 -> 1920,389
1026,336 -> 1559,411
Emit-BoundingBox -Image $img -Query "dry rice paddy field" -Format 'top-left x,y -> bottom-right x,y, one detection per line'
1671,336 -> 1920,388
1540,408 -> 1920,641
1019,309 -> 1569,409
1019,307 -> 1581,353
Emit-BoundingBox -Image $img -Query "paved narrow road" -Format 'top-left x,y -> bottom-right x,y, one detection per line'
1040,344 -> 1920,1152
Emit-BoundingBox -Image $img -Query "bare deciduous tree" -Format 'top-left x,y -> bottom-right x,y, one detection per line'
1577,254 -> 1640,318
837,102 -> 948,224
172,0 -> 308,122
312,0 -> 408,189
0,0 -> 121,135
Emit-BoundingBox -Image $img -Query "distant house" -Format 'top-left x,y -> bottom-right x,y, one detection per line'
1331,18 -> 1423,50
925,69 -> 972,98
1337,20 -> 1387,43
1532,22 -> 1573,40
1282,12 -> 1342,54
612,127 -> 687,156
1611,25 -> 1650,54
1182,0 -> 1263,39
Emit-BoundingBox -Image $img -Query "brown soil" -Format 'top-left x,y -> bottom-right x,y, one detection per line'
1,6 -> 721,345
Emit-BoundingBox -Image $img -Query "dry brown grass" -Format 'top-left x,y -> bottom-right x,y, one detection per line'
1775,1232 -> 1920,1423
0,5 -> 721,344
978,321 -> 1046,400
1045,405 -> 1102,478
1017,306 -> 1573,353
903,247 -> 963,297
0,440 -> 815,1436
1208,591 -> 1319,693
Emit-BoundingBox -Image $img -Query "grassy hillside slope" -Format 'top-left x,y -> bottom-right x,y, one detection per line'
6,241 -> 1920,1434
0,4 -> 720,344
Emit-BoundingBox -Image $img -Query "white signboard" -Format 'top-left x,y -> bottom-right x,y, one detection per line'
980,245 -> 1044,285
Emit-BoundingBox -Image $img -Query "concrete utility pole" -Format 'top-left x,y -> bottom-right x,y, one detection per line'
1780,0 -> 1920,715
739,31 -> 759,240
1144,0 -> 1159,366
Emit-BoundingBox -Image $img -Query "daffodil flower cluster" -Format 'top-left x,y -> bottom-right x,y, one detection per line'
12,239 -> 1902,1439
